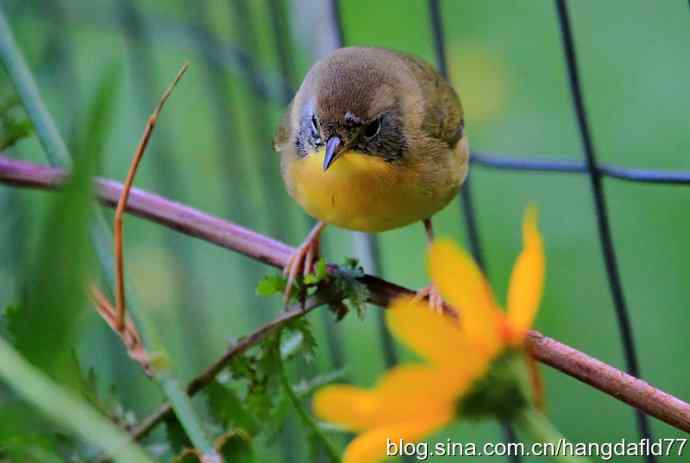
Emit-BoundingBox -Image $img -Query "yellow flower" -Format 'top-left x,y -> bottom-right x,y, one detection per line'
313,206 -> 545,463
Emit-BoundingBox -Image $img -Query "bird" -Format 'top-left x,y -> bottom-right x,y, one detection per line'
273,47 -> 468,310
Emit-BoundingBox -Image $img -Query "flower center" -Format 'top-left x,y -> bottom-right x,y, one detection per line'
456,350 -> 529,420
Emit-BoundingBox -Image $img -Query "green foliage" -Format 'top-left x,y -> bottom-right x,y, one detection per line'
303,258 -> 328,285
256,257 -> 370,321
282,317 -> 317,360
330,258 -> 370,318
203,319 -> 340,458
275,330 -> 340,463
77,367 -> 137,431
207,380 -> 260,436
222,332 -> 285,436
256,258 -> 328,303
216,430 -> 254,463
165,414 -> 193,456
255,273 -> 286,297
0,337 -> 155,463
0,434 -> 63,463
0,304 -> 18,340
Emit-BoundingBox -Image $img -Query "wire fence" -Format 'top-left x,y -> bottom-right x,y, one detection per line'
7,1 -> 690,462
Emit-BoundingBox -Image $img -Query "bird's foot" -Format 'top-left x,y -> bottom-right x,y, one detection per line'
414,284 -> 445,314
282,223 -> 324,304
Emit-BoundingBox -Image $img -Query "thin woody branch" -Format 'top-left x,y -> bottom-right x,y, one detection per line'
88,285 -> 151,375
1,153 -> 689,433
526,331 -> 690,432
113,63 -> 189,331
131,292 -> 331,441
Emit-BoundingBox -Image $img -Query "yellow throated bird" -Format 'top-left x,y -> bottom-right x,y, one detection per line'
274,47 -> 468,308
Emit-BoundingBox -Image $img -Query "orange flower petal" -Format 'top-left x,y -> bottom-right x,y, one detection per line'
313,364 -> 465,431
428,239 -> 503,357
386,298 -> 490,376
375,364 -> 463,400
507,204 -> 545,344
342,411 -> 455,463
313,385 -> 379,431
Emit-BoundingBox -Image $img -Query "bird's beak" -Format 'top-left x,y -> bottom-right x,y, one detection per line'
323,136 -> 344,171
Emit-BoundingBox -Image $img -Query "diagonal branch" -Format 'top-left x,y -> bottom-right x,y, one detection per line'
1,153 -> 689,433
132,292 -> 331,441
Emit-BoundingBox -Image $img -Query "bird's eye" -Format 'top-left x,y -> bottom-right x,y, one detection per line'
363,117 -> 381,139
310,114 -> 320,140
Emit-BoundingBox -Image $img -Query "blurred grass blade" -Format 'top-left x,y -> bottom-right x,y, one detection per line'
78,61 -> 121,168
12,114 -> 98,389
0,337 -> 156,463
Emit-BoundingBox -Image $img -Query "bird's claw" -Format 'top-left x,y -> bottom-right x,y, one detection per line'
414,284 -> 445,314
282,236 -> 320,305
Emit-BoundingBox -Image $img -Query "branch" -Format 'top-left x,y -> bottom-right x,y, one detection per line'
526,331 -> 690,432
132,293 -> 330,440
1,153 -> 689,433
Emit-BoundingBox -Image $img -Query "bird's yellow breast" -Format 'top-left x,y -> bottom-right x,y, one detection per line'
283,149 -> 458,232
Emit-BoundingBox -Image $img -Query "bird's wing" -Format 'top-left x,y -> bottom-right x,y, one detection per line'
397,52 -> 465,148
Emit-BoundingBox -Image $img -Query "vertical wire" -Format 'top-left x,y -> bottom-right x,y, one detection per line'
115,0 -> 212,368
328,0 -> 400,369
427,0 -> 485,269
427,1 -> 519,460
553,1 -> 655,458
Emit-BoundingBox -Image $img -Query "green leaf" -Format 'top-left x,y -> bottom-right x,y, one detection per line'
283,318 -> 317,360
303,258 -> 327,285
223,334 -> 287,427
216,430 -> 254,463
76,365 -> 136,431
206,381 -> 260,435
331,258 -> 370,318
255,273 -> 286,297
165,414 -> 192,456
257,258 -> 327,300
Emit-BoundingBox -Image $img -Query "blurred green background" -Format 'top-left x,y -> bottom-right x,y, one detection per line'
1,0 -> 689,461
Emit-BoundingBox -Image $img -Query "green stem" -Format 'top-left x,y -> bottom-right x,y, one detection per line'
0,338 -> 155,463
0,10 -> 70,166
0,6 -> 220,460
277,332 -> 341,463
160,375 -> 221,461
515,408 -> 592,463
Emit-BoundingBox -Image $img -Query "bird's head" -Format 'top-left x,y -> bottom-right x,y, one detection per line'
292,48 -> 409,171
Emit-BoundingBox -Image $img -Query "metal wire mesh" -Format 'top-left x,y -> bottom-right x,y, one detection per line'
8,0 -> 688,461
